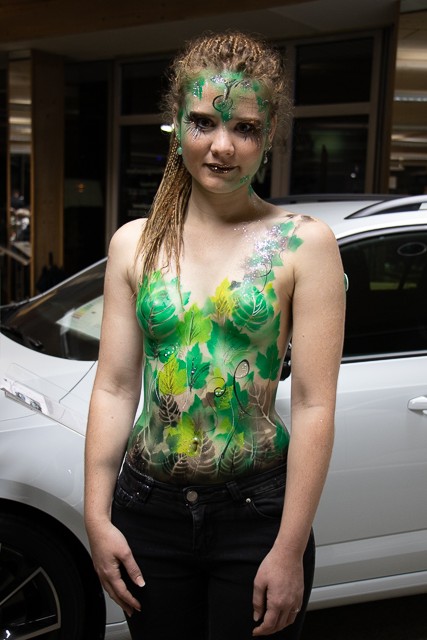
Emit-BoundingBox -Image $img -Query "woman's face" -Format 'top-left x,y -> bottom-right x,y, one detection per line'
176,71 -> 273,195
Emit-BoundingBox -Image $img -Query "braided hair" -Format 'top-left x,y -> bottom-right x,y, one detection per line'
135,31 -> 290,283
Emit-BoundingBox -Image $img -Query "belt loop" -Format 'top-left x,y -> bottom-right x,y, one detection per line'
226,480 -> 243,502
138,480 -> 153,502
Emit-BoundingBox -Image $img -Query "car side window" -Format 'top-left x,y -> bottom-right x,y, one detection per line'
340,229 -> 427,357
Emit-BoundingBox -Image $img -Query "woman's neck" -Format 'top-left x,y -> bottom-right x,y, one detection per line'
185,180 -> 268,228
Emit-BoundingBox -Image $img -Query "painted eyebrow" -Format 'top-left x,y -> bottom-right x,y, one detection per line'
186,110 -> 214,119
186,110 -> 263,125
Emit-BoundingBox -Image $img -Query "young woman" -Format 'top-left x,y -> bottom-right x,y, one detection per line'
84,31 -> 345,640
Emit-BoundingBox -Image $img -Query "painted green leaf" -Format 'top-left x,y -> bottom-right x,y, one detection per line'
216,416 -> 233,435
157,344 -> 179,363
279,221 -> 295,236
256,343 -> 281,380
158,355 -> 187,395
186,343 -> 210,390
271,253 -> 284,267
165,395 -> 215,457
206,320 -> 250,369
288,234 -> 304,252
136,272 -> 189,338
165,413 -> 202,457
275,423 -> 290,450
269,313 -> 281,342
185,395 -> 214,433
264,282 -> 278,305
210,278 -> 236,318
177,304 -> 212,346
214,384 -> 233,410
202,297 -> 215,316
232,284 -> 274,332
143,337 -> 157,359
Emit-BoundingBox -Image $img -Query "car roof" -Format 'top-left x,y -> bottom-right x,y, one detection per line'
272,195 -> 427,240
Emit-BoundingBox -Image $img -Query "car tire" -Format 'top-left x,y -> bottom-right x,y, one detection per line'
0,511 -> 99,639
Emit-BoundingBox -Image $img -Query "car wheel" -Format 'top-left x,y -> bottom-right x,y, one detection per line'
0,511 -> 95,639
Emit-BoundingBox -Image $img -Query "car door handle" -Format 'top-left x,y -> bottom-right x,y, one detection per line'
408,396 -> 427,412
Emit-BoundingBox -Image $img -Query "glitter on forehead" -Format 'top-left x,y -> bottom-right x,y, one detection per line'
209,72 -> 252,90
210,75 -> 254,123
185,71 -> 270,126
211,73 -> 227,85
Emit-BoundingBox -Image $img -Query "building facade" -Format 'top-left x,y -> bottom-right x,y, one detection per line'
1,0 -> 425,302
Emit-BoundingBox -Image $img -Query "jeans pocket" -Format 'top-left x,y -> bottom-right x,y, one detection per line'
112,472 -> 152,512
112,483 -> 134,510
245,483 -> 285,520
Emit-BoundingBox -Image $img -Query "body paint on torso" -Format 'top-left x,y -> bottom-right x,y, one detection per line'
125,217 -> 305,484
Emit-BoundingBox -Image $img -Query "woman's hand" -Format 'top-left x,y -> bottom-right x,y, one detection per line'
87,519 -> 144,617
252,545 -> 304,636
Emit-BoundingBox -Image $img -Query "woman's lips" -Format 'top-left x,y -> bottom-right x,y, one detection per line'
206,163 -> 236,174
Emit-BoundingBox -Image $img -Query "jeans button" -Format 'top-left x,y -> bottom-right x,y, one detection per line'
186,489 -> 198,503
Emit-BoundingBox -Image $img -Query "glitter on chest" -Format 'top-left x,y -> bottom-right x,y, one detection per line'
236,223 -> 292,283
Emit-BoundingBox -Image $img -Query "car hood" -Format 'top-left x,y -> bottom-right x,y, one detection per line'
0,334 -> 97,436
281,202 -> 427,239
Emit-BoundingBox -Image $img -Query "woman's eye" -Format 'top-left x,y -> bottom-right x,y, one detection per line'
236,122 -> 258,136
182,113 -> 213,137
194,117 -> 212,130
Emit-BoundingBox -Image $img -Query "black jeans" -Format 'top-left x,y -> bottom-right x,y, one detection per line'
112,461 -> 315,640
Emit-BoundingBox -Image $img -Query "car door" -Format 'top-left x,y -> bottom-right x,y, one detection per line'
313,225 -> 427,594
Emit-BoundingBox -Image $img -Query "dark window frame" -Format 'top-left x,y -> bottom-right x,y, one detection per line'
340,224 -> 427,363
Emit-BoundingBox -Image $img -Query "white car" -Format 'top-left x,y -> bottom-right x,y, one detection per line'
1,194 -> 426,639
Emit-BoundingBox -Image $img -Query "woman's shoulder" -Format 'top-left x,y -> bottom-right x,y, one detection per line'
265,202 -> 336,245
107,218 -> 147,261
109,218 -> 147,250
106,218 -> 147,283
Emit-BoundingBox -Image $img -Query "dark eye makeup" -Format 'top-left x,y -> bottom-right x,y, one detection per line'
183,111 -> 264,141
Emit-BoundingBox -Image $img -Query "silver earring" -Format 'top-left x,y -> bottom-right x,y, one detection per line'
263,150 -> 269,165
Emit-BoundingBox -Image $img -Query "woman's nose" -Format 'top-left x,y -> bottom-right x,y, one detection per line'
211,126 -> 234,156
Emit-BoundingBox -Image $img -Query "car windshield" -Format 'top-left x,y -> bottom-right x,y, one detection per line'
1,260 -> 106,360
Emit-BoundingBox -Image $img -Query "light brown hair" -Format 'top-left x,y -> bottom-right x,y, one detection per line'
135,31 -> 290,284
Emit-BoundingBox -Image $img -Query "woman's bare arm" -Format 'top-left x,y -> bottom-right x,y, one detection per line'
84,220 -> 145,615
253,218 -> 345,636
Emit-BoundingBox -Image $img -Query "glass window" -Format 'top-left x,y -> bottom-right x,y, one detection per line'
121,59 -> 170,115
64,62 -> 109,277
118,124 -> 170,227
295,38 -> 373,106
341,229 -> 427,357
291,115 -> 368,194
0,260 -> 106,360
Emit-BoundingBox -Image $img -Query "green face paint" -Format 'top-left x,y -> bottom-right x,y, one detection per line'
256,95 -> 269,113
192,77 -> 205,100
185,71 -> 270,125
210,72 -> 252,123
127,219 -> 308,484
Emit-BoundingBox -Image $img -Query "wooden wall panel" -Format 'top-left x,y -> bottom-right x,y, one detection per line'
31,50 -> 64,294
